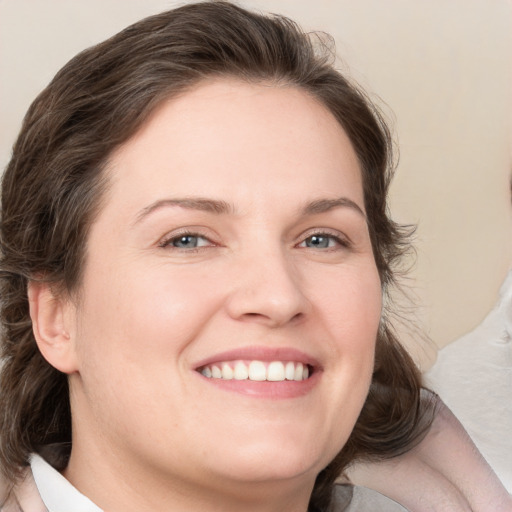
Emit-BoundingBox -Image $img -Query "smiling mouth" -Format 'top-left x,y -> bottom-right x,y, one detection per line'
198,360 -> 313,382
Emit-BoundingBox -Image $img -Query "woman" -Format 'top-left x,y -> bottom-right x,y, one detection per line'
0,2 -> 509,511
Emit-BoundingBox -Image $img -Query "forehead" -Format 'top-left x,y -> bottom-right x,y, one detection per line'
104,79 -> 363,214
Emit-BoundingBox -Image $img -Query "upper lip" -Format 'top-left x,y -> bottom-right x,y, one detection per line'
193,346 -> 321,371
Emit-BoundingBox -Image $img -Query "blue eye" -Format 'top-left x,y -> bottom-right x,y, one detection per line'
165,234 -> 211,249
305,235 -> 332,248
299,233 -> 346,249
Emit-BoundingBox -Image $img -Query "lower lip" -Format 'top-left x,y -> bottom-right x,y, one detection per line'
196,370 -> 321,399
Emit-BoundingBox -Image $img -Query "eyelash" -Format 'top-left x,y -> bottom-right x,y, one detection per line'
158,230 -> 215,251
297,231 -> 351,251
158,229 -> 350,252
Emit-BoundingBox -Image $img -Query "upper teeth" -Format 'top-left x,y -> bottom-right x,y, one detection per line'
200,360 -> 310,382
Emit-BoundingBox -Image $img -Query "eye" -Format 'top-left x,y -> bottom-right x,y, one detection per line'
298,232 -> 349,250
160,232 -> 213,249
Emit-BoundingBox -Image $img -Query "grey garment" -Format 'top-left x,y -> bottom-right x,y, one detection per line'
332,485 -> 408,512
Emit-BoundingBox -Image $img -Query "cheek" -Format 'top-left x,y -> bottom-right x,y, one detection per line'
73,262 -> 223,374
303,265 -> 380,466
313,263 -> 382,344
70,265 -> 223,437
314,263 -> 381,394
344,275 -> 381,376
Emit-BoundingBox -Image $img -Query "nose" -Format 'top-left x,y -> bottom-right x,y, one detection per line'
225,247 -> 311,327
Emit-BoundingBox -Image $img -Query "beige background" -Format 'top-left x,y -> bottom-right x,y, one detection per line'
1,0 -> 511,369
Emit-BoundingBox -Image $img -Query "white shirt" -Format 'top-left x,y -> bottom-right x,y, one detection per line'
30,454 -> 102,512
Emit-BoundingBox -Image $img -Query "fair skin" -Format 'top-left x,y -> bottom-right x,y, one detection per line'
28,79 -> 382,512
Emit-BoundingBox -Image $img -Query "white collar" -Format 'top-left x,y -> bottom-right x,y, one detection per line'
30,454 -> 103,512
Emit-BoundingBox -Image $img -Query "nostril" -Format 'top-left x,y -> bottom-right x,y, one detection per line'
240,311 -> 304,324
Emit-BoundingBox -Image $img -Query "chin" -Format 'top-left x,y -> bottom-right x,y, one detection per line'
207,432 -> 337,484
220,456 -> 321,484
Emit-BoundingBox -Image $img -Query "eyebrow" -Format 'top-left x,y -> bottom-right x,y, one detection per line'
134,197 -> 233,224
133,195 -> 365,225
302,197 -> 366,218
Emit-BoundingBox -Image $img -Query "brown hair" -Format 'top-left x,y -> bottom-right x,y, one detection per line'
0,2 -> 431,510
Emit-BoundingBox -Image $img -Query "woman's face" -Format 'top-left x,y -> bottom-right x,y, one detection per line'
65,79 -> 382,496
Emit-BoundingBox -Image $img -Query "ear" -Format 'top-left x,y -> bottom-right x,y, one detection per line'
28,280 -> 79,374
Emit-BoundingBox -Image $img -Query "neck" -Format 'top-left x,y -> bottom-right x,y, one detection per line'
64,442 -> 317,512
